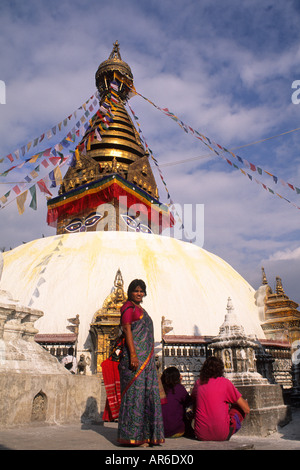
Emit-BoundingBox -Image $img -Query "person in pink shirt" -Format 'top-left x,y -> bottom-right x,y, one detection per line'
191,356 -> 250,441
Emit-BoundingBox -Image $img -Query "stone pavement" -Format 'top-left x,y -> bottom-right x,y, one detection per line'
1,408 -> 300,452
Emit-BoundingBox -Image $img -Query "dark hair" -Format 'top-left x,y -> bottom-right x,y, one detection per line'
127,279 -> 147,300
199,356 -> 224,384
161,366 -> 180,394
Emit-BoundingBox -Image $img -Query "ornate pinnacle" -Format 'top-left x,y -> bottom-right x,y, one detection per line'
275,276 -> 285,295
109,40 -> 122,60
261,267 -> 268,285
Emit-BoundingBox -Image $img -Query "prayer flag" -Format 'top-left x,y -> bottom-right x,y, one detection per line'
49,170 -> 56,188
13,185 -> 21,195
54,165 -> 62,186
41,159 -> 49,168
37,179 -> 52,196
111,80 -> 119,91
16,191 -> 28,215
30,170 -> 39,179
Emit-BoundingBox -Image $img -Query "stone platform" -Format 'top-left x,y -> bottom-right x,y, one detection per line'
1,407 -> 300,451
237,383 -> 291,436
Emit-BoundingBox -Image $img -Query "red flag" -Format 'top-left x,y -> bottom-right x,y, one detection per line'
13,185 -> 21,195
37,179 -> 52,196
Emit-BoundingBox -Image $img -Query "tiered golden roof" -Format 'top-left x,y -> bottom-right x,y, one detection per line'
59,42 -> 158,199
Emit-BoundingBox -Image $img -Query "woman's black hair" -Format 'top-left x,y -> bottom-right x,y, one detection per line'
199,356 -> 224,384
127,279 -> 147,300
161,366 -> 181,394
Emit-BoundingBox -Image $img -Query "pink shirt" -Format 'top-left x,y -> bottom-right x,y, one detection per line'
121,301 -> 143,325
191,376 -> 241,441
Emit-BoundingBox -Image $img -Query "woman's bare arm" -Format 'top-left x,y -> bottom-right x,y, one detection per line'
236,396 -> 250,415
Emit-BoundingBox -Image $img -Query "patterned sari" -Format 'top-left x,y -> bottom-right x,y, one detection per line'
117,305 -> 165,446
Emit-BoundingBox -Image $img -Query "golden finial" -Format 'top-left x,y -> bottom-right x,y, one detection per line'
261,267 -> 268,285
275,276 -> 285,295
109,40 -> 121,60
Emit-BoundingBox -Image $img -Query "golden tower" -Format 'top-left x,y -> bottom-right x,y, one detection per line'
47,41 -> 171,235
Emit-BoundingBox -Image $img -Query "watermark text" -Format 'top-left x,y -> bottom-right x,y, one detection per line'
291,80 -> 300,104
0,80 -> 6,104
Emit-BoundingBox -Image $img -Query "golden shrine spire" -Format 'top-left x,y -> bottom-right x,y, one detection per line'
95,41 -> 134,102
47,42 -> 174,236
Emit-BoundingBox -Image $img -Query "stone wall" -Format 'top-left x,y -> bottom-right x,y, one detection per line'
236,383 -> 291,436
0,373 -> 102,428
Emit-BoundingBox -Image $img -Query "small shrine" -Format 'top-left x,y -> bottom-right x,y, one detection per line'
260,270 -> 300,346
90,269 -> 126,374
209,297 -> 268,386
209,297 -> 291,436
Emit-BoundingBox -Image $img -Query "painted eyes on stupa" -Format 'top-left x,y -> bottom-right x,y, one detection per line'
65,213 -> 103,232
121,215 -> 153,234
84,213 -> 104,227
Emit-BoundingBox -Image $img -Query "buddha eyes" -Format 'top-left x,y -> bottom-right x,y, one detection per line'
121,215 -> 152,234
65,213 -> 153,233
65,219 -> 82,232
65,213 -> 103,232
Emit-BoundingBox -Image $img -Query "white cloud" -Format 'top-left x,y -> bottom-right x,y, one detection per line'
268,246 -> 300,262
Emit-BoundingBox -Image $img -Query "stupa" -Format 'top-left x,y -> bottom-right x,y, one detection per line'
47,40 -> 171,236
1,42 -> 266,378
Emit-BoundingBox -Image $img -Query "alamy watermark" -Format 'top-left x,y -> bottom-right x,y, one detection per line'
0,80 -> 5,104
93,197 -> 205,246
291,80 -> 300,104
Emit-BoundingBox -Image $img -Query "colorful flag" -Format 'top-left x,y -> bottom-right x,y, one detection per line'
37,179 -> 52,196
13,185 -> 21,195
16,191 -> 28,215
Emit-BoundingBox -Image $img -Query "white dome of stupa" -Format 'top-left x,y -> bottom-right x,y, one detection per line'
1,231 -> 264,354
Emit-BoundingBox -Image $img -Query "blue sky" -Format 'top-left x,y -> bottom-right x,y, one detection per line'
0,0 -> 300,305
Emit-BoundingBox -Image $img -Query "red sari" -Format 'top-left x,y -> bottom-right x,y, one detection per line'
101,357 -> 121,421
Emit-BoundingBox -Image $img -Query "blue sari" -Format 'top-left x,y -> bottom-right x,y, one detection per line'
117,303 -> 165,446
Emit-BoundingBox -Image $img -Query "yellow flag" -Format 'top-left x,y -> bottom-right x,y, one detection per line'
54,166 -> 62,186
16,191 -> 28,215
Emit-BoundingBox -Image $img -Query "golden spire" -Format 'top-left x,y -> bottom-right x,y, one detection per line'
95,41 -> 133,102
275,276 -> 285,295
261,267 -> 268,285
58,42 -> 159,199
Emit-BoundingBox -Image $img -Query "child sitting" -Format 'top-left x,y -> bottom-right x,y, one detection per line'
161,366 -> 193,438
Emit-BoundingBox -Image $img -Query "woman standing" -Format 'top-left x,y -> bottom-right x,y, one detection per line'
117,279 -> 165,446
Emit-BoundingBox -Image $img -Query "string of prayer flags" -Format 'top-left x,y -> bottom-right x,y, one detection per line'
133,89 -> 300,210
219,152 -> 300,210
0,153 -> 70,213
0,94 -> 98,166
128,103 -> 171,200
28,238 -> 64,307
0,87 -> 117,215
